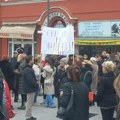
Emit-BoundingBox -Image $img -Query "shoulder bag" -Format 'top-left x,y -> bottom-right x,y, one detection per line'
57,83 -> 74,119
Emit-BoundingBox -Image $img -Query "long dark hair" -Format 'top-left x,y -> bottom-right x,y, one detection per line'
67,65 -> 80,82
45,56 -> 54,71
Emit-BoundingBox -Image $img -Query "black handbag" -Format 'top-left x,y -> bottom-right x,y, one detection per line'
57,84 -> 74,119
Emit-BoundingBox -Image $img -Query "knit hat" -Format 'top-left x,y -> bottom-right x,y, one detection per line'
60,57 -> 68,64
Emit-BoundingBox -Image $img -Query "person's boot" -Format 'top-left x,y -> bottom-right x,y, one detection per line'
14,95 -> 18,102
18,102 -> 26,110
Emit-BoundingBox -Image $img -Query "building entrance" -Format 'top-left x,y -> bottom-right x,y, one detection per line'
9,39 -> 35,57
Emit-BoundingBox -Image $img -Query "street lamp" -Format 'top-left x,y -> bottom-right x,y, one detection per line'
47,0 -> 50,27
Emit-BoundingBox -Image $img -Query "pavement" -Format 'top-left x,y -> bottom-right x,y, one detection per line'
10,95 -> 108,120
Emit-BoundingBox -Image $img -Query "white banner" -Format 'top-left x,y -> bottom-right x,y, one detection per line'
41,26 -> 74,55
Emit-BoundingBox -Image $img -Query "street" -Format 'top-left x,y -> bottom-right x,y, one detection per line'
11,96 -> 103,120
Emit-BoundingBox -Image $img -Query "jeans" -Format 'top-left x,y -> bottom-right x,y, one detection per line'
45,95 -> 55,107
100,107 -> 115,120
34,90 -> 38,103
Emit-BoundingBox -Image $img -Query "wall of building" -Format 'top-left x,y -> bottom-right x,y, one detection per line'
0,38 -> 8,59
0,0 -> 2,27
1,0 -> 120,25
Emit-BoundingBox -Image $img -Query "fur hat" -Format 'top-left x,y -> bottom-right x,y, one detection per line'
60,57 -> 68,64
82,60 -> 92,66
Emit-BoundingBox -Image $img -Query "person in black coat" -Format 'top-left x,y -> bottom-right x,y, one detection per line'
59,65 -> 89,120
54,57 -> 69,108
23,55 -> 38,120
0,55 -> 15,91
80,60 -> 93,91
95,61 -> 117,120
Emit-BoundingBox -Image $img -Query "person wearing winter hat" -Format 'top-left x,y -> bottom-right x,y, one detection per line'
60,57 -> 68,64
54,57 -> 69,108
60,57 -> 69,69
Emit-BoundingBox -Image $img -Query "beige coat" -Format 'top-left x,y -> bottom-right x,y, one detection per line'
114,74 -> 120,120
91,63 -> 98,93
43,64 -> 55,95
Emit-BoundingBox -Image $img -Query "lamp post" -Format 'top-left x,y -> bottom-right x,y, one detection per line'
47,0 -> 50,27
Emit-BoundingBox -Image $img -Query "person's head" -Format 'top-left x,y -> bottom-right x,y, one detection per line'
26,55 -> 34,66
106,53 -> 110,59
69,54 -> 74,60
36,54 -> 41,62
1,55 -> 9,61
13,51 -> 18,58
60,57 -> 68,67
96,55 -> 102,61
83,54 -> 88,60
17,47 -> 24,54
101,51 -> 107,58
67,65 -> 80,82
34,58 -> 38,64
75,55 -> 83,62
17,54 -> 26,62
45,56 -> 54,70
102,61 -> 116,73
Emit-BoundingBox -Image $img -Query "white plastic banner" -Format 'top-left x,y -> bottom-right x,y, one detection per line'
41,26 -> 74,55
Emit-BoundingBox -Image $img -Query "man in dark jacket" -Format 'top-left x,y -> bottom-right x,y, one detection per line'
23,55 -> 38,120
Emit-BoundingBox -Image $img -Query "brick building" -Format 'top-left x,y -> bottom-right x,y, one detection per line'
0,0 -> 120,58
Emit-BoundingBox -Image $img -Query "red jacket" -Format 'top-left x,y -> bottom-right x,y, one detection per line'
1,80 -> 15,120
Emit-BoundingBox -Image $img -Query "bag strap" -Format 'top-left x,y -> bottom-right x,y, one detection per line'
83,70 -> 93,81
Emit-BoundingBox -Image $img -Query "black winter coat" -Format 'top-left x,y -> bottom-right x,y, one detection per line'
16,61 -> 26,94
10,57 -> 17,69
54,66 -> 68,98
95,72 -> 118,108
59,82 -> 89,120
0,60 -> 15,90
23,64 -> 38,93
79,67 -> 93,90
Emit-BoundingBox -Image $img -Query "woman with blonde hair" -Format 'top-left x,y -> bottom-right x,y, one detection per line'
114,74 -> 120,120
14,54 -> 27,109
95,61 -> 117,120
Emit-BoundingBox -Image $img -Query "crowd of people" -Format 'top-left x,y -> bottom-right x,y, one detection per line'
0,48 -> 120,120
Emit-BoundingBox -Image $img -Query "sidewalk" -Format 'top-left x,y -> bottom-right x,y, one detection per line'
11,96 -> 102,120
